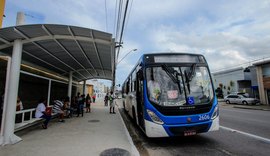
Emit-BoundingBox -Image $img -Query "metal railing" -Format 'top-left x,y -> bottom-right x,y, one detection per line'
15,108 -> 37,123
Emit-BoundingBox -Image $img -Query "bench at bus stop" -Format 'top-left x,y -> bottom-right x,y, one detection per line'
14,108 -> 58,132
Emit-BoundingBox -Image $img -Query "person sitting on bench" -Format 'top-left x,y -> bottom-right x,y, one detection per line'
53,99 -> 65,122
35,98 -> 51,129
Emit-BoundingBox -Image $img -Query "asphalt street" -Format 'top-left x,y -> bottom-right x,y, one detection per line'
220,103 -> 270,139
118,100 -> 270,156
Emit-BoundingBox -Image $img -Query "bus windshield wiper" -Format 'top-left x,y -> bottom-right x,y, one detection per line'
188,63 -> 197,81
185,63 -> 197,94
184,70 -> 191,94
161,64 -> 182,94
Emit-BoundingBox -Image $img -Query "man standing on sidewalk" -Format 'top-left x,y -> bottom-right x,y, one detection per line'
109,91 -> 115,114
77,94 -> 85,117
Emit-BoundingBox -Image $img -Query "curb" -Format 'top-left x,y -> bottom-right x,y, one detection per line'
233,106 -> 270,111
116,105 -> 140,156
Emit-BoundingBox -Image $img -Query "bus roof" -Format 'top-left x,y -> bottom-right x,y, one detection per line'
142,52 -> 206,65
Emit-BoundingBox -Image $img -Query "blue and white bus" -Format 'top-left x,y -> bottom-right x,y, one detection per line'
122,53 -> 219,137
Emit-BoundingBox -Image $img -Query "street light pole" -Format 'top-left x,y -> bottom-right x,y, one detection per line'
113,48 -> 137,92
117,48 -> 137,65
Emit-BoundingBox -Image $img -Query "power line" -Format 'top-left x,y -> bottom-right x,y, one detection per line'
115,0 -> 123,41
125,0 -> 133,33
212,55 -> 270,72
118,0 -> 129,44
116,0 -> 130,61
113,0 -> 133,91
113,0 -> 118,37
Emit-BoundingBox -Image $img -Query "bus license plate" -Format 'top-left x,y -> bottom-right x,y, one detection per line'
184,130 -> 196,136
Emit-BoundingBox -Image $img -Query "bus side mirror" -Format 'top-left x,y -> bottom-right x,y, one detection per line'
137,69 -> 144,80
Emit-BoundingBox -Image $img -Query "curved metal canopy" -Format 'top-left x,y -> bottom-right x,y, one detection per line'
0,24 -> 115,82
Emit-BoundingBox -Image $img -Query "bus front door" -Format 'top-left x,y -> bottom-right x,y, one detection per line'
136,70 -> 145,130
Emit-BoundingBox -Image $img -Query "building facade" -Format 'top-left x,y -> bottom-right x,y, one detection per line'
253,59 -> 270,105
86,79 -> 110,101
212,66 -> 258,98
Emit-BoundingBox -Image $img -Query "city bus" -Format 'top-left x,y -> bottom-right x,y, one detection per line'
121,53 -> 219,137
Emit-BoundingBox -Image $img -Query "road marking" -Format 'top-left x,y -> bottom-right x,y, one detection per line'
220,107 -> 257,114
220,126 -> 270,144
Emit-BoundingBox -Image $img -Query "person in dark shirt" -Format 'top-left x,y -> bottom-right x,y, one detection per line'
77,94 -> 85,117
85,94 -> 91,113
104,93 -> 108,106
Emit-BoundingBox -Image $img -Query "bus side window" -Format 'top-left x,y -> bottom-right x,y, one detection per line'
137,69 -> 143,80
123,83 -> 127,97
126,80 -> 130,94
129,76 -> 132,92
132,70 -> 136,92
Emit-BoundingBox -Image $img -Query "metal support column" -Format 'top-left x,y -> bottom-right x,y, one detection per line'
83,80 -> 86,95
68,71 -> 73,101
257,66 -> 267,104
0,57 -> 11,141
2,39 -> 23,145
47,80 -> 51,106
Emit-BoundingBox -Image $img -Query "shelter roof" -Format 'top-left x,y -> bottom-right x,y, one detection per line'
0,24 -> 115,82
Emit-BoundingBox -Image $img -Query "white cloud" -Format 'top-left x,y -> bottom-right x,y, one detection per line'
147,24 -> 270,72
4,0 -> 270,84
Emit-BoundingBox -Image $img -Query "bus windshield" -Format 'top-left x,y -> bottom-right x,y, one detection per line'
146,65 -> 214,106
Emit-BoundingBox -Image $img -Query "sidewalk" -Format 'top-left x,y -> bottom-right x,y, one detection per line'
0,101 -> 139,156
219,99 -> 270,111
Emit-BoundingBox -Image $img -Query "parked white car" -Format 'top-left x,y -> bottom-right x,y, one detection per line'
230,92 -> 249,97
224,94 -> 259,105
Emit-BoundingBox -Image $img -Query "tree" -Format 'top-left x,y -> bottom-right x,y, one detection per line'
230,80 -> 234,87
215,87 -> 223,98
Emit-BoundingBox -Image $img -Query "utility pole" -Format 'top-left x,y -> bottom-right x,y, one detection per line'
0,0 -> 6,28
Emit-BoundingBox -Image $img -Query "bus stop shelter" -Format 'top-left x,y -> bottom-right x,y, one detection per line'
0,24 -> 116,145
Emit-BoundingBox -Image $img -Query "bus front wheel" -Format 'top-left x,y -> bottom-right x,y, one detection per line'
123,101 -> 126,110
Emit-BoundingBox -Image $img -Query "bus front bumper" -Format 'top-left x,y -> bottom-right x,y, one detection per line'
145,116 -> 219,137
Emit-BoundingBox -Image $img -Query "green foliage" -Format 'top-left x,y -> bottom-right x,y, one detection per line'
230,80 -> 235,87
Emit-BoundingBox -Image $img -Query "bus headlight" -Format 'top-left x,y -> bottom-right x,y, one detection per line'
211,105 -> 219,120
147,109 -> 164,125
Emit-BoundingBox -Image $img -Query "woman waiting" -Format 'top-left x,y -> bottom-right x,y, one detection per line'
86,94 -> 91,113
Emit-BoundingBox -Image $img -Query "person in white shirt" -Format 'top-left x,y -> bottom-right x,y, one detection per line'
35,98 -> 51,129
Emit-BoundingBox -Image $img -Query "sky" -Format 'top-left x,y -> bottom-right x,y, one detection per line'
3,0 -> 270,87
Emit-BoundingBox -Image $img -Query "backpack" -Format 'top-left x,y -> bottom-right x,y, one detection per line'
109,95 -> 113,101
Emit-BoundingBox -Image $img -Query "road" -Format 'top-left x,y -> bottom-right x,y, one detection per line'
220,103 -> 270,139
117,100 -> 270,156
